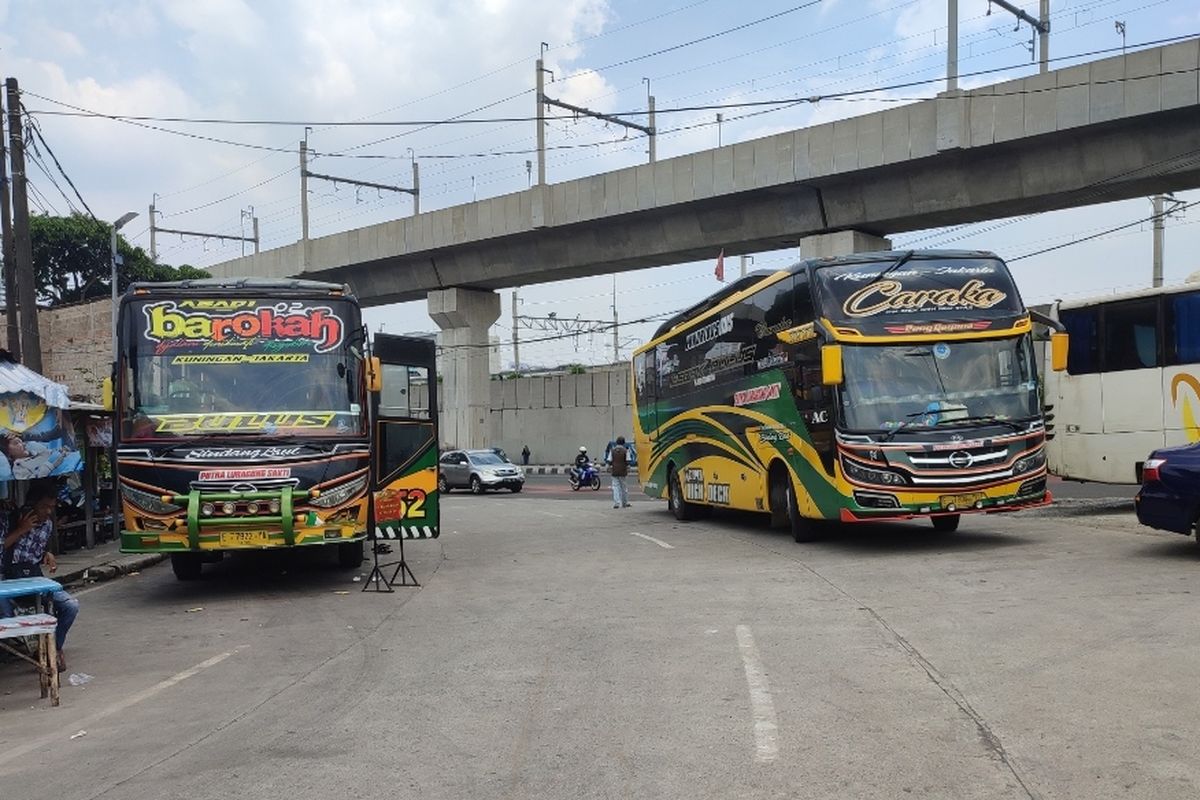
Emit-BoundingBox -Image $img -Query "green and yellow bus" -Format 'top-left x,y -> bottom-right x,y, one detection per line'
631,250 -> 1068,541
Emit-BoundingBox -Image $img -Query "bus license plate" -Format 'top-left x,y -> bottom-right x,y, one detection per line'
939,493 -> 984,510
219,530 -> 274,548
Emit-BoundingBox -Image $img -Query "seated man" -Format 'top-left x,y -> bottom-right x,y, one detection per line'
0,483 -> 78,671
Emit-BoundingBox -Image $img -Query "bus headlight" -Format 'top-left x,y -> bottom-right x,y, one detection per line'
842,458 -> 907,486
309,475 -> 368,508
201,502 -> 215,516
1013,450 -> 1046,476
122,485 -> 182,515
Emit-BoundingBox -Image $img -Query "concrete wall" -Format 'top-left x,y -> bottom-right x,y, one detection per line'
39,298 -> 112,401
412,365 -> 633,463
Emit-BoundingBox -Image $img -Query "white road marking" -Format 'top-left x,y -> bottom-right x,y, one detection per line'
0,647 -> 243,770
534,510 -> 565,518
628,531 -> 674,549
735,625 -> 779,764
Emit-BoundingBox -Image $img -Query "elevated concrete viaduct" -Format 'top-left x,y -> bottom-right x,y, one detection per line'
207,41 -> 1200,449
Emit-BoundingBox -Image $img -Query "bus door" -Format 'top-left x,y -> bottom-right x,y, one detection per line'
370,334 -> 439,541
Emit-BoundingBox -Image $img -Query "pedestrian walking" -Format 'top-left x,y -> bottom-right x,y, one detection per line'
521,444 -> 531,466
609,436 -> 631,509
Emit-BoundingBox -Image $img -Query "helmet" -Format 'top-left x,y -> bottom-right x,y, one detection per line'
579,446 -> 588,452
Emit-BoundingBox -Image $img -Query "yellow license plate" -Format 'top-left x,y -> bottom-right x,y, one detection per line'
219,530 -> 275,548
939,493 -> 985,510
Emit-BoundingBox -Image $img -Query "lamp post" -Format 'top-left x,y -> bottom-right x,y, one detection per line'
110,212 -> 138,359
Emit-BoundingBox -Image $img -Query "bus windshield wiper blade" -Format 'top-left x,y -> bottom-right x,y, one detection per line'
856,250 -> 915,294
936,415 -> 1025,432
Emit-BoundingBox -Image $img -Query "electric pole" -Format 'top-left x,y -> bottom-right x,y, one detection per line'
511,289 -> 520,375
1152,194 -> 1164,288
1039,0 -> 1050,73
0,99 -> 18,355
947,0 -> 958,91
300,137 -> 310,245
5,78 -> 41,372
535,55 -> 548,186
149,200 -> 157,262
611,276 -> 619,364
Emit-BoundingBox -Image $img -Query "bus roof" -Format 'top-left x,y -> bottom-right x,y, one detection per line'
644,249 -> 1003,345
1055,279 -> 1200,312
125,277 -> 353,298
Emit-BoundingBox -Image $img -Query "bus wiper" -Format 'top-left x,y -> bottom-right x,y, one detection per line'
936,415 -> 1025,432
856,250 -> 915,294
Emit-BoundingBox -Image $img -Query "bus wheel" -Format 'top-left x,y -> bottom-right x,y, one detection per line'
171,553 -> 203,581
932,514 -> 961,533
668,467 -> 698,521
338,540 -> 364,569
787,484 -> 819,543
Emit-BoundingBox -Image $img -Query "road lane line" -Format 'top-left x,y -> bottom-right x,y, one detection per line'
735,624 -> 779,764
0,647 -> 243,770
629,531 -> 673,549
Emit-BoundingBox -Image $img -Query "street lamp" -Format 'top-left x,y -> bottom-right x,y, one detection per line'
110,211 -> 138,359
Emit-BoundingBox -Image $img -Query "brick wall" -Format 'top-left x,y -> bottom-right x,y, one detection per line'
38,298 -> 112,401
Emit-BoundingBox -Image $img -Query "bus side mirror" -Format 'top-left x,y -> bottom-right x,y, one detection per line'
1050,332 -> 1069,372
366,356 -> 382,393
821,345 -> 844,386
102,376 -> 114,411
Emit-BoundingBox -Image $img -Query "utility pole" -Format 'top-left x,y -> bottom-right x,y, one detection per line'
740,254 -> 754,279
6,78 -> 41,372
1039,0 -> 1050,73
611,275 -> 619,364
148,197 -> 158,262
0,100 -> 19,355
535,53 -> 549,186
411,155 -> 420,215
1152,194 -> 1164,288
300,137 -> 310,244
716,113 -> 723,147
947,0 -> 959,91
511,289 -> 520,375
643,78 -> 657,164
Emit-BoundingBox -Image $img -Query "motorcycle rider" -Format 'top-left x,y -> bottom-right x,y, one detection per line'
572,446 -> 592,483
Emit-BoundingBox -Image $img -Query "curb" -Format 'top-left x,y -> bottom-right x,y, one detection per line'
59,553 -> 167,589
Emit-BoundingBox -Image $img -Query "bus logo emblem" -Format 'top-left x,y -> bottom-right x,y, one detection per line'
948,451 -> 973,469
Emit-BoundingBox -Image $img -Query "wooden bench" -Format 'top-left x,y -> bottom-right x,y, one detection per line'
0,613 -> 59,706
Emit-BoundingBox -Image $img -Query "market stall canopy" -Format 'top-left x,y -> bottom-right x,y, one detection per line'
0,350 -> 71,409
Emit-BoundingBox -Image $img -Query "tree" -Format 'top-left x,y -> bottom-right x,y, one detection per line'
28,213 -> 210,306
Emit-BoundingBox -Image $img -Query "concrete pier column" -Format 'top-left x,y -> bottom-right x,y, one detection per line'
428,287 -> 501,451
799,231 -> 893,259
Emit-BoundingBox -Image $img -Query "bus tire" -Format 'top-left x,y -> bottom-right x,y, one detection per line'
931,514 -> 961,533
171,553 -> 203,581
668,466 -> 698,521
338,540 -> 364,569
768,466 -> 790,529
787,484 -> 820,543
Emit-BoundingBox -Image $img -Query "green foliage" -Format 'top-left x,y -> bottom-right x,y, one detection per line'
568,364 -> 587,374
29,213 -> 210,306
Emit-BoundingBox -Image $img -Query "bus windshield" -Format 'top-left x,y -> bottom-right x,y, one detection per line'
839,336 -> 1039,433
120,297 -> 365,440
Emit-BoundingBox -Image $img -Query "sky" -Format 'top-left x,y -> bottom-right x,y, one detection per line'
2,0 -> 1199,370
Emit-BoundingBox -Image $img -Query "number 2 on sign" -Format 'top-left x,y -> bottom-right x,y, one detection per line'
378,488 -> 427,520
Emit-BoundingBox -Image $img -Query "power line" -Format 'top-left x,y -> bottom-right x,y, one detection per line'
22,108 -> 97,220
1010,198 -> 1200,261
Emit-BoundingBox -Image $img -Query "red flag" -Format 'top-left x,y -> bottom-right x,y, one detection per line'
714,249 -> 725,282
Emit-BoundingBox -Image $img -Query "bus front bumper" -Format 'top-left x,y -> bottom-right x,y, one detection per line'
120,527 -> 365,554
837,477 -> 1052,522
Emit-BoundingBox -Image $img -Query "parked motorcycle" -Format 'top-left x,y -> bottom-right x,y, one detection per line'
568,463 -> 602,491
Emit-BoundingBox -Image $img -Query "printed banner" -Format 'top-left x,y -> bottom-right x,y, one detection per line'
0,392 -> 82,480
140,299 -> 346,355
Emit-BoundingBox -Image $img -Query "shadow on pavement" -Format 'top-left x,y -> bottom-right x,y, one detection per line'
141,547 -> 374,601
1129,535 -> 1200,561
656,506 -> 1032,554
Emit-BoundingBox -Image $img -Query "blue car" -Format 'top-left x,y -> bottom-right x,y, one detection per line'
1134,443 -> 1200,537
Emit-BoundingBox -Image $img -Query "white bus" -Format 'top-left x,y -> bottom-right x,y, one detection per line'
1044,280 -> 1200,484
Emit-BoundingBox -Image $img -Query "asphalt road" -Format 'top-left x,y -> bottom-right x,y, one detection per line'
3,490 -> 1194,799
